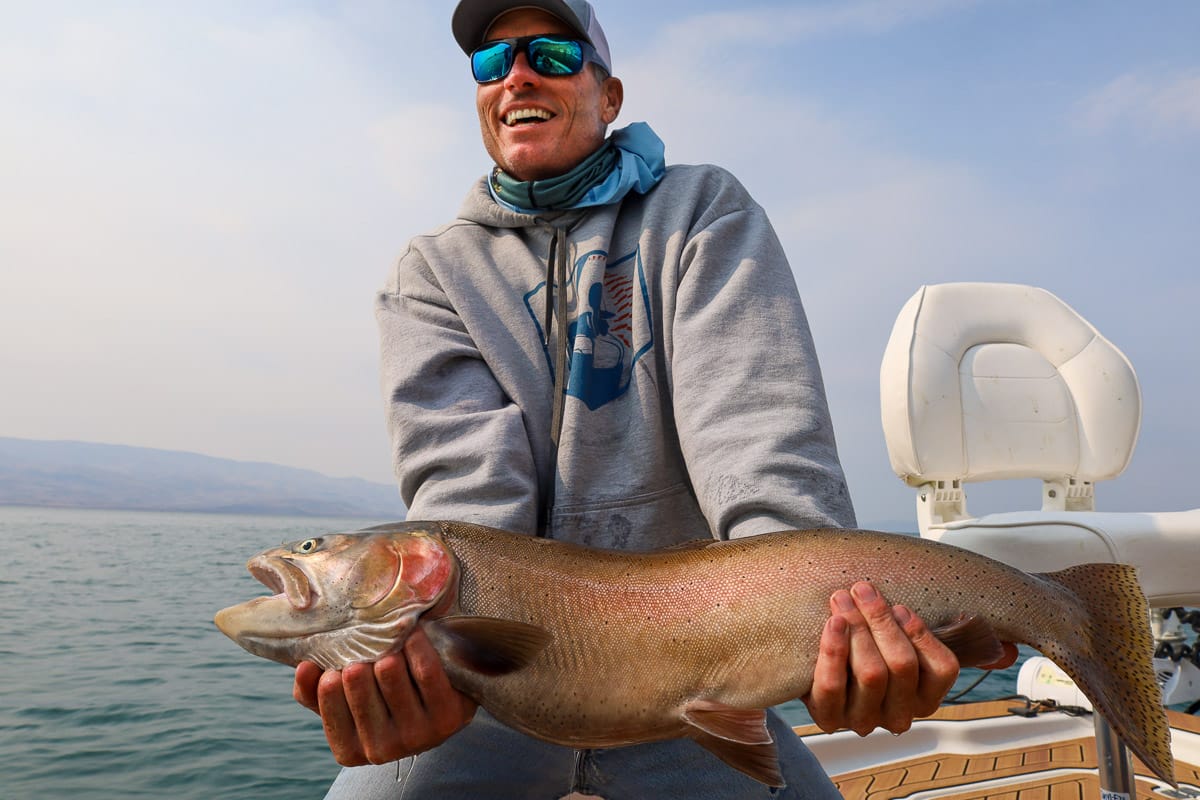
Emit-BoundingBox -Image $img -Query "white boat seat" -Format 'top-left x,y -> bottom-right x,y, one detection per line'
880,283 -> 1200,607
927,510 -> 1200,607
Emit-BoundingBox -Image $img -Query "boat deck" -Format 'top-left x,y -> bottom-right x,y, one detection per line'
795,701 -> 1200,800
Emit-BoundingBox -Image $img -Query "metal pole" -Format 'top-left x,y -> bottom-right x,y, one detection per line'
1095,713 -> 1137,799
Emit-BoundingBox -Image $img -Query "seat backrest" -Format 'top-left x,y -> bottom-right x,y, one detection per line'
880,283 -> 1141,496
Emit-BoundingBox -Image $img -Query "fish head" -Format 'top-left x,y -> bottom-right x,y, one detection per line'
214,525 -> 457,670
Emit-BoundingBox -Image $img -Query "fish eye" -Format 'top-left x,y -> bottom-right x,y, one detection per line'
295,538 -> 322,554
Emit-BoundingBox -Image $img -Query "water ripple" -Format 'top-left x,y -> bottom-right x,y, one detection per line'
0,507 -> 358,800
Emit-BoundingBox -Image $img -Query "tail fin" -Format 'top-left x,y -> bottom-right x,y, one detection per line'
1036,563 -> 1175,786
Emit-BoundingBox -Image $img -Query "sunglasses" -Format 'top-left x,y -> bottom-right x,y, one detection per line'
471,34 -> 603,84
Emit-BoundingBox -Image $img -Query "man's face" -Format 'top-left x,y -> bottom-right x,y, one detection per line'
475,8 -> 623,182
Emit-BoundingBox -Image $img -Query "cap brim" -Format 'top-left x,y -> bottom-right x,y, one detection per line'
452,0 -> 589,54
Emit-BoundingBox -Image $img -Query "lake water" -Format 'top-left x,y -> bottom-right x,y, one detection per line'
0,506 -> 1029,799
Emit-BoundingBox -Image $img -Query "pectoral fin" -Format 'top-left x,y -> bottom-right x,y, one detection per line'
931,614 -> 1006,668
425,615 -> 551,677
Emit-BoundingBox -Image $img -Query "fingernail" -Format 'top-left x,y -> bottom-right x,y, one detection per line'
832,590 -> 855,612
827,616 -> 848,635
851,582 -> 877,603
893,605 -> 912,625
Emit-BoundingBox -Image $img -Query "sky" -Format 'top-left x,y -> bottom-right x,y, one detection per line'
2,0 -> 1198,527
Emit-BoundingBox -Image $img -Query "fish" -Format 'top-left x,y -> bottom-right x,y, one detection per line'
213,521 -> 1176,788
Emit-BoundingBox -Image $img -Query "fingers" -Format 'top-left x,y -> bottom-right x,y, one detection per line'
306,631 -> 478,767
892,604 -> 960,719
342,661 -> 400,764
293,661 -> 323,714
402,629 -> 478,741
294,661 -> 374,765
803,615 -> 850,733
803,582 -> 961,737
317,667 -> 369,765
316,659 -> 414,767
843,583 -> 920,735
805,587 -> 893,736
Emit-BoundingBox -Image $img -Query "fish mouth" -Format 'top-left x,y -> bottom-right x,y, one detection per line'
248,555 -> 315,610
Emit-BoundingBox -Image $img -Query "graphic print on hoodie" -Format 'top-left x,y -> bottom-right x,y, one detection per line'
523,246 -> 653,411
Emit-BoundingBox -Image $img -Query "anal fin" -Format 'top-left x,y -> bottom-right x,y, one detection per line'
931,614 -> 1006,668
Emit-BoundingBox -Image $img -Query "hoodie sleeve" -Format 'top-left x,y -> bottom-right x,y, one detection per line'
376,245 -> 540,534
668,172 -> 857,538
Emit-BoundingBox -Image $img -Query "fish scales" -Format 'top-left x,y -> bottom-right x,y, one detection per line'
442,522 -> 826,732
436,522 -> 1172,784
440,524 -> 1066,736
214,520 -> 1176,788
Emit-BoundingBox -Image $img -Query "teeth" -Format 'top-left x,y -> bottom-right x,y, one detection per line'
505,108 -> 552,125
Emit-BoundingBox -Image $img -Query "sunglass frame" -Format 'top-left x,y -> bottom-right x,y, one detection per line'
471,34 -> 601,84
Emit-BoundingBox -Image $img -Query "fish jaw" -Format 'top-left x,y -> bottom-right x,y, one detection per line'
215,597 -> 433,670
213,594 -> 323,667
214,529 -> 458,670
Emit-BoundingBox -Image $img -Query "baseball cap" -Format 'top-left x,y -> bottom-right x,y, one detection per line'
452,0 -> 613,75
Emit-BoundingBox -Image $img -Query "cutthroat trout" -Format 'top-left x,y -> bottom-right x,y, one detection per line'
214,521 -> 1175,787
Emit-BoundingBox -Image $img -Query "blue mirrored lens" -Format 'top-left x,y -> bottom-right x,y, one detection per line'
472,42 -> 513,83
528,37 -> 584,76
471,36 -> 588,83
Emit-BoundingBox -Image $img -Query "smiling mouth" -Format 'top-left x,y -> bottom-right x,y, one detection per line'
505,108 -> 553,126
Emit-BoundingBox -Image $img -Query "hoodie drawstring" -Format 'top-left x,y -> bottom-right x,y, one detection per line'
542,226 -> 570,532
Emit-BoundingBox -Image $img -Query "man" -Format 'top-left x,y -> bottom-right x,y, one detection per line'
295,1 -> 1015,797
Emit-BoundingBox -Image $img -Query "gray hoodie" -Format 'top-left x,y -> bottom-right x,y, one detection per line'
377,163 -> 855,549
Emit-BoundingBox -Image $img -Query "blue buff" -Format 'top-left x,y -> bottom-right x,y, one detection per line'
488,122 -> 666,214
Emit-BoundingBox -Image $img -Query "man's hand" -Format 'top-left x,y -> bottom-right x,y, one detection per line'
803,581 -> 1017,736
293,628 -> 477,766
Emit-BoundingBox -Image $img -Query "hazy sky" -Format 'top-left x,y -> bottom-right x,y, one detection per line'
3,0 -> 1198,526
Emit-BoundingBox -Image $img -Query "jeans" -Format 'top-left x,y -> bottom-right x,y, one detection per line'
321,709 -> 840,800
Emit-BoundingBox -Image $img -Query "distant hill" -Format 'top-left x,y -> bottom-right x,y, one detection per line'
0,437 -> 406,518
